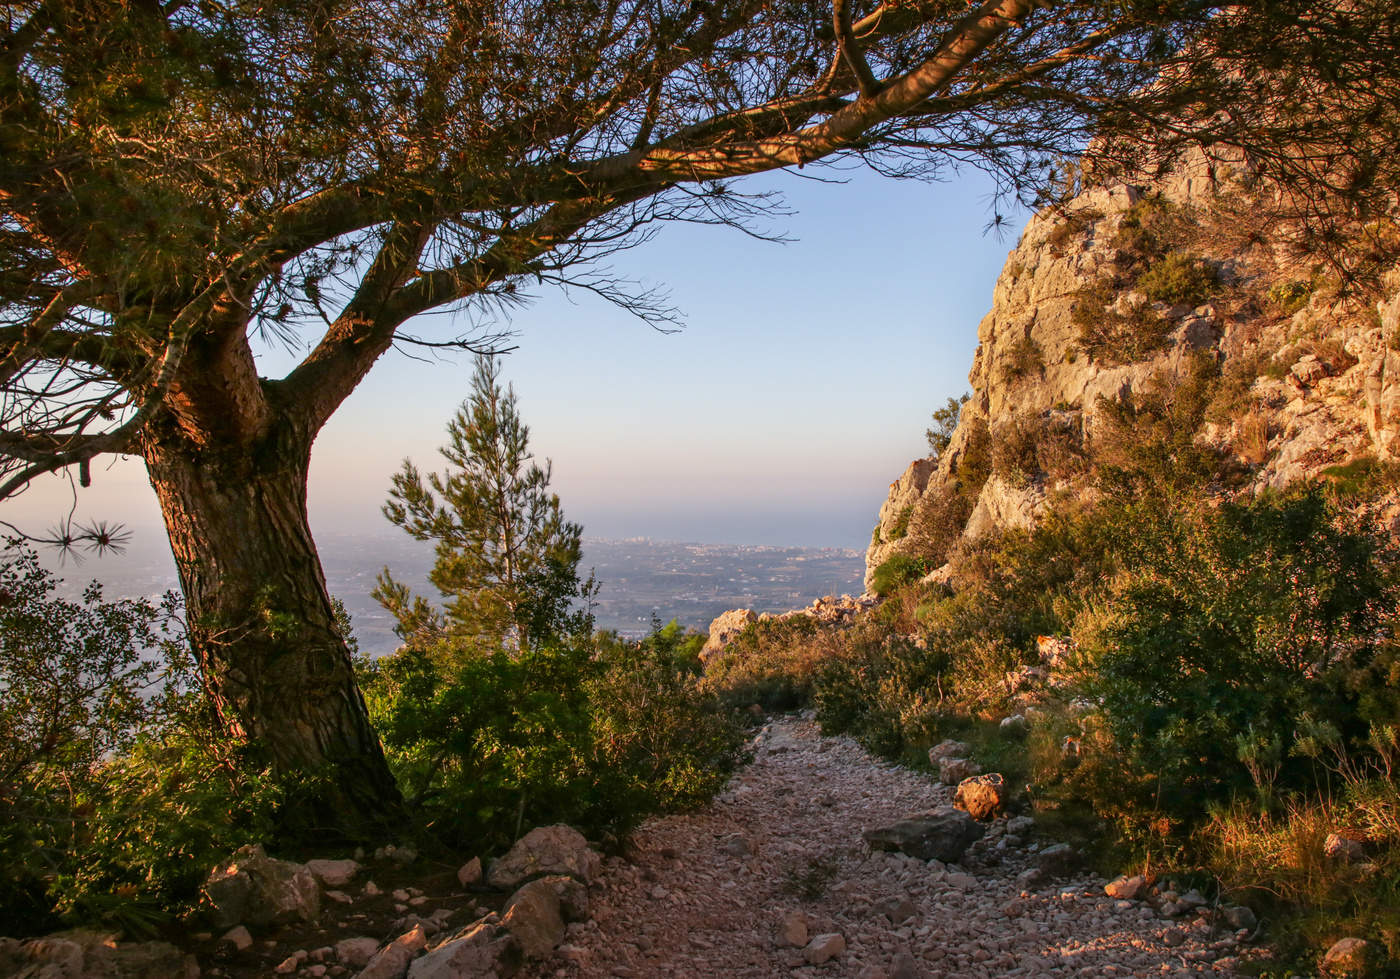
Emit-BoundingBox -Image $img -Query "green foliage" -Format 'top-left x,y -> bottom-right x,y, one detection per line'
1000,335 -> 1045,384
871,553 -> 930,597
1072,282 -> 1173,364
1112,194 -> 1183,265
360,623 -> 742,850
926,394 -> 968,458
1136,251 -> 1219,307
1268,279 -> 1312,314
0,544 -> 281,936
1081,493 -> 1390,811
887,505 -> 914,541
1090,355 -> 1231,499
702,615 -> 829,710
376,354 -> 594,654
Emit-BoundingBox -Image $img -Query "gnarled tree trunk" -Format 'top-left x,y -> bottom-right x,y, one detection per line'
141,414 -> 402,836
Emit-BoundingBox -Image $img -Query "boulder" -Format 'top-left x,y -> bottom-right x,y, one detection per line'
487,825 -> 601,889
537,874 -> 589,923
219,925 -> 254,952
407,920 -> 519,979
0,930 -> 199,979
1321,938 -> 1383,979
203,844 -> 320,929
927,740 -> 970,763
336,937 -> 382,970
306,858 -> 360,888
863,808 -> 984,863
355,925 -> 427,979
500,880 -> 566,959
1104,875 -> 1148,901
954,773 -> 1008,820
700,608 -> 758,660
804,933 -> 846,966
1032,843 -> 1078,876
937,756 -> 981,785
456,857 -> 483,888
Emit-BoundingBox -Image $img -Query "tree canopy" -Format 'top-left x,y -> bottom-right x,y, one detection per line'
3,0 -> 1398,503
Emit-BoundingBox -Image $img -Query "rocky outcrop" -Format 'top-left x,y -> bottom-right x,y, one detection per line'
866,149 -> 1400,585
701,594 -> 877,662
699,608 -> 758,660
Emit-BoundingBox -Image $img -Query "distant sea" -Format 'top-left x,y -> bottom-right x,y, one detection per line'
40,527 -> 866,656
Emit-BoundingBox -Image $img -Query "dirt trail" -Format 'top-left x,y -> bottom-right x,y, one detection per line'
535,714 -> 1244,979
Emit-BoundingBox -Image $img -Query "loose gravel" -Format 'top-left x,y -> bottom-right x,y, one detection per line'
535,714 -> 1245,978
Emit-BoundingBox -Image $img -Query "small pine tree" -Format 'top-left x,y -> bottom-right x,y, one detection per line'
374,354 -> 593,654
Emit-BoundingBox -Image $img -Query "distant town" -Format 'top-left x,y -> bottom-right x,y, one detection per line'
45,530 -> 867,656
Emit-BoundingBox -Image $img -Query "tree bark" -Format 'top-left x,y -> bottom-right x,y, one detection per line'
141,415 -> 403,838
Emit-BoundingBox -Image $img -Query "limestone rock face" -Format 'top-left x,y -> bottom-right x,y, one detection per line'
866,458 -> 938,589
700,608 -> 758,661
864,148 -> 1400,584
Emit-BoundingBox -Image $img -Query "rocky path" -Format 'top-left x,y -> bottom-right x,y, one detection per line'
537,714 -> 1247,979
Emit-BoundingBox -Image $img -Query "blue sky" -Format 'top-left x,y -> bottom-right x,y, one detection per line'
7,164 -> 1022,551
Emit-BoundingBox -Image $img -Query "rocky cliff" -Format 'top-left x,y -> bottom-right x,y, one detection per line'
867,150 -> 1400,589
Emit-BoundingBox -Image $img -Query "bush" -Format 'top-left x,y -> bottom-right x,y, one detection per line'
871,553 -> 930,596
360,625 -> 743,850
0,543 -> 280,936
1112,194 -> 1184,266
1268,279 -> 1311,314
1072,282 -> 1173,364
1078,490 -> 1397,819
702,614 -> 831,710
1136,251 -> 1219,306
1000,335 -> 1044,384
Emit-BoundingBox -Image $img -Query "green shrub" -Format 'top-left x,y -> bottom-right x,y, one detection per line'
0,543 -> 279,936
1072,282 -> 1173,364
888,505 -> 914,541
871,553 -> 930,596
926,394 -> 968,458
1090,355 -> 1232,499
1078,490 -> 1397,819
702,615 -> 831,710
1000,335 -> 1044,384
1112,194 -> 1183,265
1268,279 -> 1311,314
361,625 -> 743,849
1136,251 -> 1219,306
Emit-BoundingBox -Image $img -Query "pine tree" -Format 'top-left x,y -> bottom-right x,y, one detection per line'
374,355 -> 592,654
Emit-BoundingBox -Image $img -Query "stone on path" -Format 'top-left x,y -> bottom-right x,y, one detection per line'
501,879 -> 566,959
803,933 -> 845,965
863,807 -> 984,862
487,825 -> 601,890
355,923 -> 426,979
954,772 -> 1007,820
1321,937 -> 1382,978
